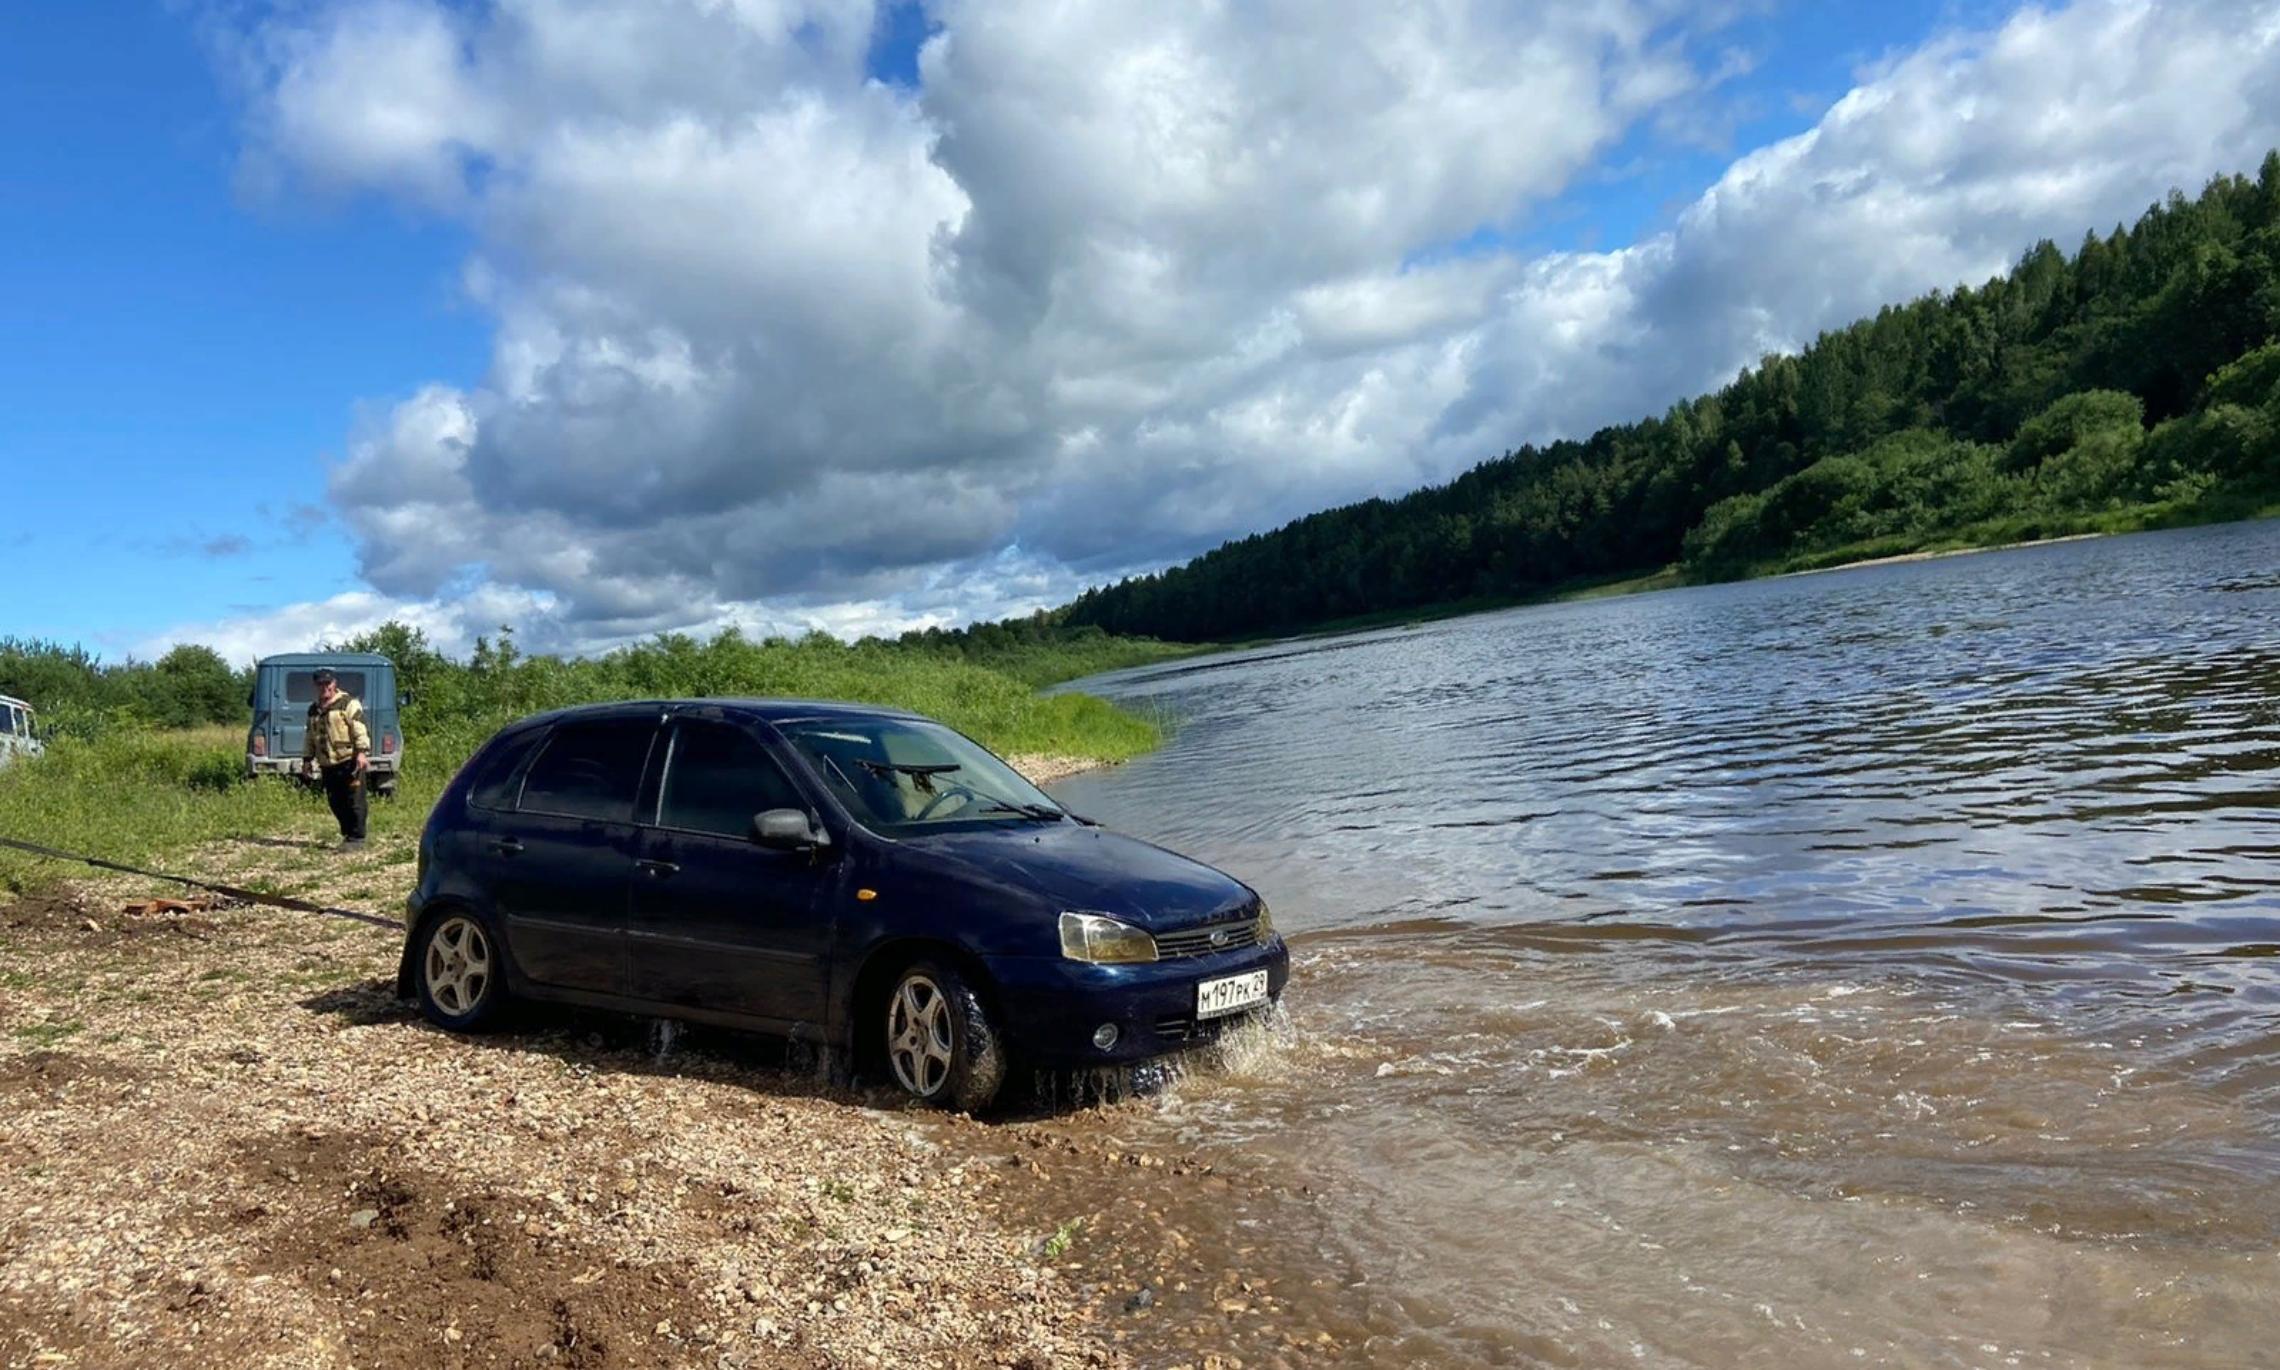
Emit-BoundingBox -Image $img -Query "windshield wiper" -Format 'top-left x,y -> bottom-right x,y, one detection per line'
856,760 -> 962,779
978,801 -> 1067,822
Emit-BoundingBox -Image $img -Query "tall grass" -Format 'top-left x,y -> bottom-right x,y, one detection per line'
0,728 -> 315,886
0,631 -> 1177,893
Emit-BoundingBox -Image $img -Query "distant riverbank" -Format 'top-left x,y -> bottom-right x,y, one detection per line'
1206,508 -> 2280,651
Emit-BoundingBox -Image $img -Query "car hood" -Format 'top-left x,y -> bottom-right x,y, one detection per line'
895,822 -> 1254,931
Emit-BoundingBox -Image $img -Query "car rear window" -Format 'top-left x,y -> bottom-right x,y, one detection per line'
657,720 -> 805,838
518,719 -> 658,823
284,670 -> 368,703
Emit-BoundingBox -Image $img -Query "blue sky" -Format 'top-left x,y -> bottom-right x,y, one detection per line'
3,4 -> 481,652
3,0 -> 2269,662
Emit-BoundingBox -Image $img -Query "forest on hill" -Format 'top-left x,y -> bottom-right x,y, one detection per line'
1064,154 -> 2280,642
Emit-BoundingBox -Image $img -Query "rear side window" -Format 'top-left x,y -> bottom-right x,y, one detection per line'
518,719 -> 658,822
285,670 -> 368,703
657,721 -> 805,838
466,728 -> 550,812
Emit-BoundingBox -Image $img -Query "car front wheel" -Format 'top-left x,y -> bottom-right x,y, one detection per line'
416,911 -> 506,1031
884,961 -> 1005,1113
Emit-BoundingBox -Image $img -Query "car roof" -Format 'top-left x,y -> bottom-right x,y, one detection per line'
0,695 -> 29,709
503,697 -> 930,734
256,652 -> 395,667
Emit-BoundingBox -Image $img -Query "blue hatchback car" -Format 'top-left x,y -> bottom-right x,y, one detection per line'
398,699 -> 1289,1110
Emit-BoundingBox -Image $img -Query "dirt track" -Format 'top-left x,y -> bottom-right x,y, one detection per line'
0,797 -> 1301,1370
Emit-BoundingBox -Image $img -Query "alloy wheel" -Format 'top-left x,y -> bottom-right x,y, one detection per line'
887,974 -> 955,1097
424,916 -> 492,1017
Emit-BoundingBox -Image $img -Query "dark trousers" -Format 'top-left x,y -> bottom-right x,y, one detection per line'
321,762 -> 368,841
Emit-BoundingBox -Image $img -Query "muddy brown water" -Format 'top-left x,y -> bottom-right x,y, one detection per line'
1022,521 -> 2280,1368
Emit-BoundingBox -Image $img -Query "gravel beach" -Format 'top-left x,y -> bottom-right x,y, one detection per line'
0,754 -> 1304,1370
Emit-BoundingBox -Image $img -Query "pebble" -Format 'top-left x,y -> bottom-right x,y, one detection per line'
346,1209 -> 379,1229
1124,1287 -> 1157,1313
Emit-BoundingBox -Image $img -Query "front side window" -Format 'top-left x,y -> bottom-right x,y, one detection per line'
657,720 -> 806,838
518,718 -> 658,822
783,718 -> 1064,833
5,706 -> 19,736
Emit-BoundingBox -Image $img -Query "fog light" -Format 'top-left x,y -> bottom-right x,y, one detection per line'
1092,1023 -> 1120,1050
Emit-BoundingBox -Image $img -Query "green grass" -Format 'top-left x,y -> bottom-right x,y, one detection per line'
925,634 -> 1203,689
14,1020 -> 84,1047
1040,1216 -> 1085,1260
0,632 -> 1178,894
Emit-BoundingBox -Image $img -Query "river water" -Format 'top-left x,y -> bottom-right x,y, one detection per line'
1038,521 -> 2280,1368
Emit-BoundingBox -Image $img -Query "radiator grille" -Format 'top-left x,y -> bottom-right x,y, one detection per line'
1154,919 -> 1259,959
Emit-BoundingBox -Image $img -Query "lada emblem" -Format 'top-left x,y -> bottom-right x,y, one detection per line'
1209,928 -> 1231,947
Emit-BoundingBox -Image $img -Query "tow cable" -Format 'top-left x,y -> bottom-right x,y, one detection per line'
0,835 -> 403,932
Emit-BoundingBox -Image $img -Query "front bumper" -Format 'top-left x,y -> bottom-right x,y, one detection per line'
986,937 -> 1291,1066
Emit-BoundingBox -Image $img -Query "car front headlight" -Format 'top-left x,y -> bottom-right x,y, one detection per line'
1059,911 -> 1158,964
1254,900 -> 1275,943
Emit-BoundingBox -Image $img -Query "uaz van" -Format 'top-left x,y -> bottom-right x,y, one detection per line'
396,698 -> 1289,1111
245,652 -> 405,796
0,695 -> 42,768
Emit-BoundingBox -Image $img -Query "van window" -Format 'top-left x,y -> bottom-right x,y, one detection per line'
517,719 -> 657,823
657,721 -> 804,838
285,671 -> 368,704
467,727 -> 551,812
5,706 -> 19,736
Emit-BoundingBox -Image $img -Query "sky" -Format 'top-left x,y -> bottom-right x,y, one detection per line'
6,0 -> 2279,664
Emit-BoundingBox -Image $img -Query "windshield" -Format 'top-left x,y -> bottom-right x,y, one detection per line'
782,718 -> 1064,832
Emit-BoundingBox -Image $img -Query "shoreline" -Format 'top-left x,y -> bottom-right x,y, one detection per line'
1005,752 -> 1118,787
1770,530 -> 2110,579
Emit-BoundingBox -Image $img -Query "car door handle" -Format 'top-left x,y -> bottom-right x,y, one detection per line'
637,858 -> 679,878
488,838 -> 525,856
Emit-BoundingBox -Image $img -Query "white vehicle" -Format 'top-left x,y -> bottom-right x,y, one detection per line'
0,695 -> 41,768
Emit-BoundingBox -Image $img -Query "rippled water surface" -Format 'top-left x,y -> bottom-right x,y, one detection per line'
1040,523 -> 2280,1368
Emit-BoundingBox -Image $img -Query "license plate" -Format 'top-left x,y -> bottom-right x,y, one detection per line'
1196,969 -> 1269,1020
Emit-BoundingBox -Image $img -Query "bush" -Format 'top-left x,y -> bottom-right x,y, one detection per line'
2203,342 -> 2280,410
2008,390 -> 2144,471
0,638 -> 251,729
2143,404 -> 2278,482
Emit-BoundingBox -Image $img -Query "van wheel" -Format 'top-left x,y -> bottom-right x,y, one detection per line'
884,961 -> 1004,1113
416,911 -> 507,1031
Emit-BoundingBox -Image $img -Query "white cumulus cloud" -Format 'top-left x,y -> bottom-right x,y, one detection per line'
159,0 -> 2280,658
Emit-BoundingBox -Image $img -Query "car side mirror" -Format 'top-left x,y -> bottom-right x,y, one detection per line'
753,808 -> 826,851
398,690 -> 415,708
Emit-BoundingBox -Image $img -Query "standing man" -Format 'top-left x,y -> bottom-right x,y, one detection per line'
302,668 -> 371,850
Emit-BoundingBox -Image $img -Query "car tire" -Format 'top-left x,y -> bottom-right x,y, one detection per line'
883,960 -> 1005,1113
413,909 -> 508,1031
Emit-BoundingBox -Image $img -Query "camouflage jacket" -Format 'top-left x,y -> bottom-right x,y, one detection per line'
304,694 -> 371,767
